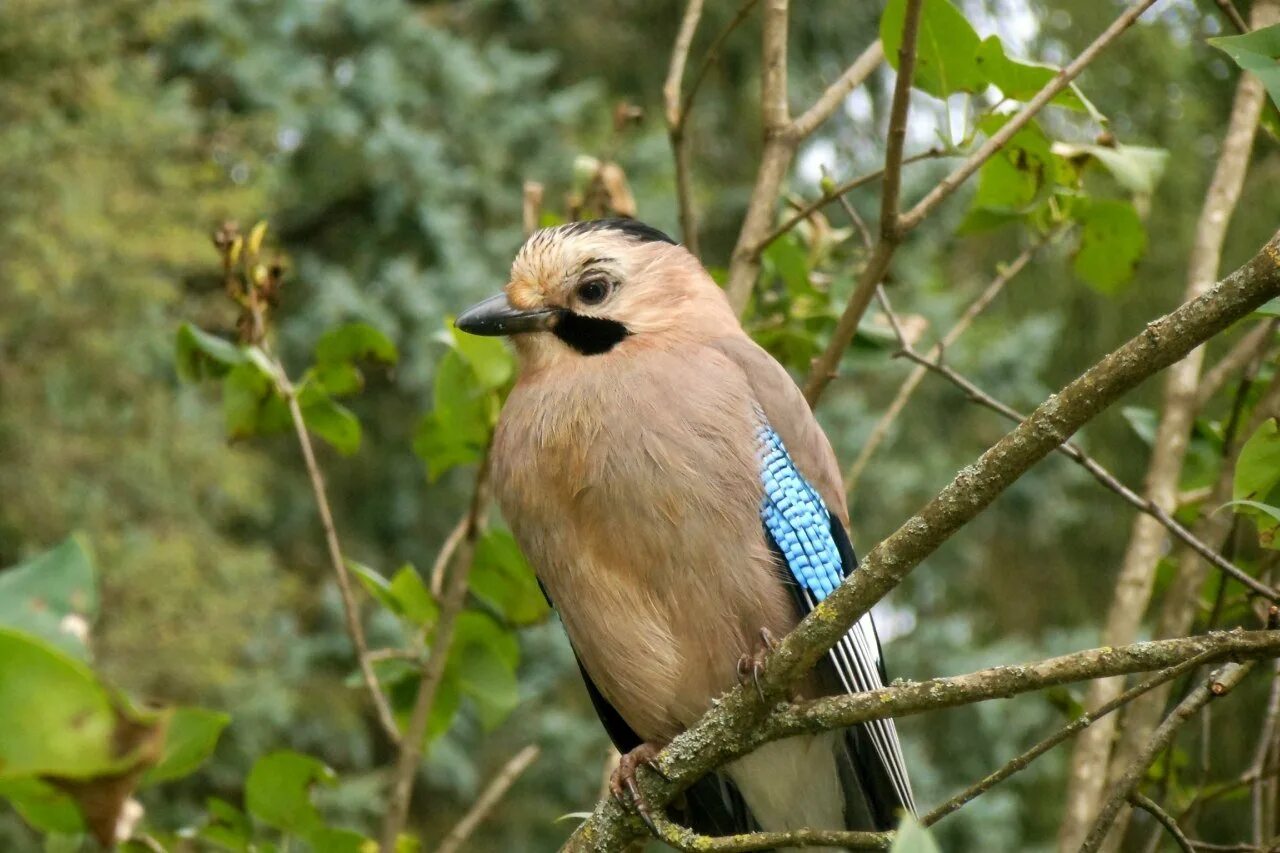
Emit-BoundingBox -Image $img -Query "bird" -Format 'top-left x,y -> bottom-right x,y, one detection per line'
455,218 -> 914,847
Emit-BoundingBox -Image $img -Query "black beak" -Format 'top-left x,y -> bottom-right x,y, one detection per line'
455,293 -> 561,336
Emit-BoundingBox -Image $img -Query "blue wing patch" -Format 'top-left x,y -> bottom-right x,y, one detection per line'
755,418 -> 917,819
758,424 -> 842,600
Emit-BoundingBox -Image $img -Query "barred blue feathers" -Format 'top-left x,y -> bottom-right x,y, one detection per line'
757,424 -> 843,601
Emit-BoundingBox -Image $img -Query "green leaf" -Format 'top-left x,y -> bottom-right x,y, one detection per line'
970,117 -> 1058,214
244,751 -> 335,835
444,611 -> 520,729
974,36 -> 1096,114
0,537 -> 97,660
222,362 -> 289,441
175,324 -> 246,382
1053,143 -> 1170,196
1211,25 -> 1280,112
1121,406 -> 1158,447
470,529 -> 551,626
143,707 -> 230,786
424,675 -> 462,743
350,561 -> 403,615
1235,419 -> 1280,500
309,827 -> 376,853
890,814 -> 942,853
0,779 -> 83,834
302,396 -> 362,455
413,350 -> 494,479
315,323 -> 398,367
0,628 -> 162,779
389,566 -> 438,627
310,362 -> 364,397
1220,499 -> 1280,549
450,323 -> 514,390
200,797 -> 251,852
761,235 -> 814,301
1072,199 -> 1147,294
351,563 -> 437,626
882,0 -> 984,98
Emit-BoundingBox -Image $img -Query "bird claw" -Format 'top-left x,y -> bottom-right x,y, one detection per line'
737,628 -> 777,702
609,742 -> 666,836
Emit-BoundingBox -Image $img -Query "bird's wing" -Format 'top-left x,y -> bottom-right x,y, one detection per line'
711,336 -> 916,824
537,581 -> 756,835
757,421 -> 916,821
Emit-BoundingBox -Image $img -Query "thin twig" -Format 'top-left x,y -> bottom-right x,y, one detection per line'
790,39 -> 887,140
380,455 -> 492,852
436,745 -> 542,853
845,231 -> 1056,496
680,0 -> 762,122
921,651 -> 1217,827
1195,320 -> 1278,412
752,149 -> 944,256
878,0 -> 923,242
664,0 -> 706,255
1252,661 -> 1280,844
430,513 -> 469,597
367,648 -> 423,664
1128,793 -> 1196,853
798,0 -> 922,405
275,367 -> 401,745
875,288 -> 1279,602
1214,0 -> 1251,33
723,32 -> 883,312
1081,663 -> 1256,852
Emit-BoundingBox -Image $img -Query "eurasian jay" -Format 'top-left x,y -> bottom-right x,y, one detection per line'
456,218 -> 914,844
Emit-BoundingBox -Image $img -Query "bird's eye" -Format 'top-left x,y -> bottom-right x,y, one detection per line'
577,278 -> 610,305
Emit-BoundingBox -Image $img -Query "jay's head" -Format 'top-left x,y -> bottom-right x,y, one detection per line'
455,218 -> 735,371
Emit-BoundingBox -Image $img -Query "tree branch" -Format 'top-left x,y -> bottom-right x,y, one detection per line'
1081,663 -> 1256,852
562,233 -> 1280,852
436,745 -> 541,853
651,815 -> 891,851
921,648 -> 1219,827
275,368 -> 401,745
380,456 -> 492,852
567,632 -> 1280,852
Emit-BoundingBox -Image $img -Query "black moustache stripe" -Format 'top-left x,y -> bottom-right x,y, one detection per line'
554,312 -> 630,355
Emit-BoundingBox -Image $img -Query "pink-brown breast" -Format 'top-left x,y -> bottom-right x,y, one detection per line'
492,341 -> 798,743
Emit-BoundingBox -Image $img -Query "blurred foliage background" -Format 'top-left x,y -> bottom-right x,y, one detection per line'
2,0 -> 1278,850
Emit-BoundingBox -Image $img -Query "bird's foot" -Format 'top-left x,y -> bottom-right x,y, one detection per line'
610,742 -> 667,836
736,627 -> 777,701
